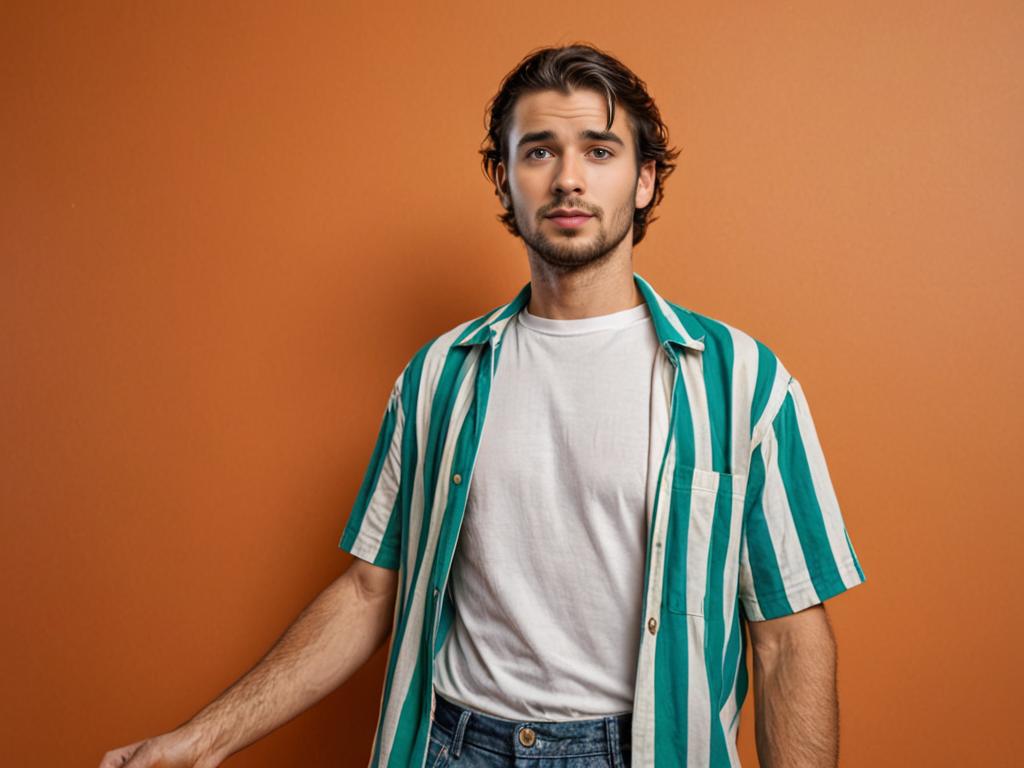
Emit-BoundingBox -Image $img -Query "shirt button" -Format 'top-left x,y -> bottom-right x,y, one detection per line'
452,473 -> 462,485
518,727 -> 536,747
648,617 -> 658,634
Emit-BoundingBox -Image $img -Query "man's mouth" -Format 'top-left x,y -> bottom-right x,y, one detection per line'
546,209 -> 594,228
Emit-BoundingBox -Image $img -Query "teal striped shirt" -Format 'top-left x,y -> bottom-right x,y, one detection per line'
339,272 -> 866,768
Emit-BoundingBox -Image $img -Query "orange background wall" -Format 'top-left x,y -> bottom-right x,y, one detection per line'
2,3 -> 1021,766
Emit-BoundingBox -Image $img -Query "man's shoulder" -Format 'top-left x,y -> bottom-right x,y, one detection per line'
663,298 -> 794,432
393,309 -> 496,393
665,298 -> 786,371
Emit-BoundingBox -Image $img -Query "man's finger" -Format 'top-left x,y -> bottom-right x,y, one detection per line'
98,740 -> 145,768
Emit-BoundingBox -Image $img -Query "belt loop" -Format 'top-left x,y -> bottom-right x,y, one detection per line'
451,709 -> 471,758
605,716 -> 621,768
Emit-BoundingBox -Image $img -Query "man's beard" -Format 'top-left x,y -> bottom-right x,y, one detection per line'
518,197 -> 635,274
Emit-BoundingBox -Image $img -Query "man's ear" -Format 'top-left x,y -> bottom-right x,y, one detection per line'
495,161 -> 511,207
635,158 -> 657,210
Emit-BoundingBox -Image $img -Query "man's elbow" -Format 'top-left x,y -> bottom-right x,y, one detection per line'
748,603 -> 837,662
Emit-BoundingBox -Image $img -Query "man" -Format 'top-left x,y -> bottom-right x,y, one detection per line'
102,43 -> 866,768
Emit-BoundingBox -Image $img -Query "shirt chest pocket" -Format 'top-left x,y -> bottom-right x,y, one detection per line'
664,466 -> 748,618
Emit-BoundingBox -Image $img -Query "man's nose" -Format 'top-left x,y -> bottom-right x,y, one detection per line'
551,153 -> 585,197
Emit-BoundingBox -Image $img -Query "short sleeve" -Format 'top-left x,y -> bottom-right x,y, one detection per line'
338,371 -> 406,571
738,376 -> 866,621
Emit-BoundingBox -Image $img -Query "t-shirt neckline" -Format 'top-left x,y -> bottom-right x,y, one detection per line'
517,301 -> 651,336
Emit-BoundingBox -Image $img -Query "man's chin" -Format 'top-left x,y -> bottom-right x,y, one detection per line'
530,245 -> 616,272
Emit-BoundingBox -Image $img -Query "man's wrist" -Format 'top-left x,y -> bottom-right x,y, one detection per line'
174,717 -> 231,766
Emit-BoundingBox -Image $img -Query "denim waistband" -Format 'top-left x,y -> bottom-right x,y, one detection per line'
431,691 -> 632,760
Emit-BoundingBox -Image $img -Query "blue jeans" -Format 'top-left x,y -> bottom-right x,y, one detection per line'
427,692 -> 632,768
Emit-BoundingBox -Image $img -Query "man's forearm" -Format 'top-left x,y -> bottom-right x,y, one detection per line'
176,570 -> 395,764
752,628 -> 839,768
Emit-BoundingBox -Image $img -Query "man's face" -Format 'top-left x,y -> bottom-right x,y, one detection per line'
496,87 -> 656,273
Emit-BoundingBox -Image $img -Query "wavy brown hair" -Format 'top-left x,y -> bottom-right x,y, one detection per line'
480,42 -> 681,246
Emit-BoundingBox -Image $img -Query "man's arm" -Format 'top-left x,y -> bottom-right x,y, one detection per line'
747,603 -> 839,768
100,557 -> 398,768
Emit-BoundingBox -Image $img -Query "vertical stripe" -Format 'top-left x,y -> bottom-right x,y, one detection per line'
394,349 -> 426,608
657,365 -> 701,765
717,604 -> 745,767
640,348 -> 680,768
686,613 -> 710,768
728,329 -> 758,477
676,351 -> 711,470
750,341 -> 778,434
704,472 -> 738,767
692,319 -> 741,766
696,317 -> 734,473
652,430 -> 686,767
685,471 -> 720,614
679,352 -> 714,766
338,371 -> 405,567
787,378 -> 865,589
718,326 -> 758,765
751,367 -> 791,450
759,424 -> 814,609
738,525 -> 769,621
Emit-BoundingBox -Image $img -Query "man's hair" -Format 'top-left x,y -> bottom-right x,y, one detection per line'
480,42 -> 681,246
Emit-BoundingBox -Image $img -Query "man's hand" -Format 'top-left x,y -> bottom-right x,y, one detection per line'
98,724 -> 216,768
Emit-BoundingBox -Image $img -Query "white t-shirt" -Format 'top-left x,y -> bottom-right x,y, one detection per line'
432,299 -> 660,721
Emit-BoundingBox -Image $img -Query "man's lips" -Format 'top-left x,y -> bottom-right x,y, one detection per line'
547,209 -> 593,218
546,210 -> 594,228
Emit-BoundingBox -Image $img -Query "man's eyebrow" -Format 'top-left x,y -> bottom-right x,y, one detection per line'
516,129 -> 626,150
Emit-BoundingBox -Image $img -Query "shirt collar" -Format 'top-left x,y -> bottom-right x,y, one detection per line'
452,272 -> 706,354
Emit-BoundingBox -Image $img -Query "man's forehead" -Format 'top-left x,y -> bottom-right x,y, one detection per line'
510,88 -> 626,137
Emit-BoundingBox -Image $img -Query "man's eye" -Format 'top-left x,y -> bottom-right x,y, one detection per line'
526,147 -> 613,160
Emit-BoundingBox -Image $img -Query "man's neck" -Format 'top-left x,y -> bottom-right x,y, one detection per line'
524,257 -> 643,320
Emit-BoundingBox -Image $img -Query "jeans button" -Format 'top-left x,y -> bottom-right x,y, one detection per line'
518,727 -> 536,747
